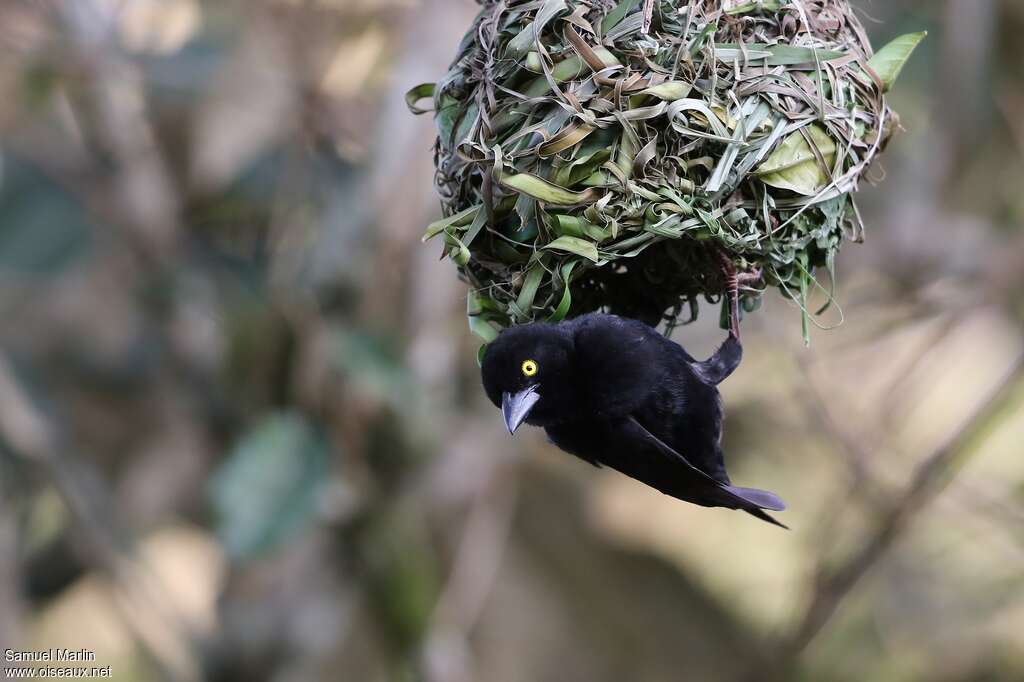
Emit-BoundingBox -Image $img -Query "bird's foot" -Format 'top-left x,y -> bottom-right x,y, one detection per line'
714,251 -> 762,341
735,268 -> 763,288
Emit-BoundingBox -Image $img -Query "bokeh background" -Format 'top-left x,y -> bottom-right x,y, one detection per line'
0,1 -> 1022,681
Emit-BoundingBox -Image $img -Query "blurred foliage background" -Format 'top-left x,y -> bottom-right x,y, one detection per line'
0,1 -> 1022,681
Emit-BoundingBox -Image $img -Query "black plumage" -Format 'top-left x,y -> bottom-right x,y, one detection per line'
480,312 -> 787,528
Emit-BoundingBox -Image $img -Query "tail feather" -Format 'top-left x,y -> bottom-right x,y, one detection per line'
743,507 -> 789,530
725,484 -> 789,529
725,484 -> 787,511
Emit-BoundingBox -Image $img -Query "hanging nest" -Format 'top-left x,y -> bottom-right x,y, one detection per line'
407,0 -> 923,340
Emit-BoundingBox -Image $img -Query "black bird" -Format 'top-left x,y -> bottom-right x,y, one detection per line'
480,312 -> 787,528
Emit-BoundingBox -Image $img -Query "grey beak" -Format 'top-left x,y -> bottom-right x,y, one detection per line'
502,385 -> 540,434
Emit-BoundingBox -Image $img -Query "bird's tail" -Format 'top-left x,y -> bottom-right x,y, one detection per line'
725,485 -> 786,511
724,485 -> 789,529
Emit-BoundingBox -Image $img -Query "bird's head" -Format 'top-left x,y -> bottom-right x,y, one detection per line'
480,321 -> 575,433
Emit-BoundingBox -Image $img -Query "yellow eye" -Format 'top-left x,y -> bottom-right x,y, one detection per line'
521,359 -> 539,377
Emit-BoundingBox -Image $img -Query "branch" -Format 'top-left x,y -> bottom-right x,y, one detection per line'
421,455 -> 519,682
775,352 -> 1024,673
0,356 -> 203,682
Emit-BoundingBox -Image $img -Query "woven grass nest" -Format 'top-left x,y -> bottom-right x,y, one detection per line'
408,0 -> 923,342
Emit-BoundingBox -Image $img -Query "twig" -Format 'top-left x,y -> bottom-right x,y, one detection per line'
0,356 -> 203,682
793,350 -> 880,497
421,447 -> 521,682
769,352 -> 1024,676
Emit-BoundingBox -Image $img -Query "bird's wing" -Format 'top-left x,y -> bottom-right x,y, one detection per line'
620,416 -> 788,528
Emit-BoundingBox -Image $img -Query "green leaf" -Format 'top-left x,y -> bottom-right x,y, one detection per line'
551,132 -> 614,186
522,47 -> 621,98
552,214 -> 586,238
639,81 -> 692,101
422,204 -> 481,241
462,203 -> 489,248
724,1 -> 782,14
404,83 -> 435,114
714,44 -> 845,66
499,173 -> 597,206
210,412 -> 329,560
867,31 -> 926,92
453,100 -> 480,144
449,238 -> 471,265
526,49 -> 619,75
467,292 -> 500,343
525,55 -> 582,84
601,0 -> 639,34
548,262 -> 577,322
539,123 -> 596,157
544,236 -> 599,262
435,94 -> 467,148
756,125 -> 837,195
515,263 -> 545,314
614,119 -> 641,179
468,314 -> 499,342
507,0 -> 567,58
553,214 -> 611,242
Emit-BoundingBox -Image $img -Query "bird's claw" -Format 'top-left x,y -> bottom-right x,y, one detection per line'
735,268 -> 763,288
714,250 -> 762,341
